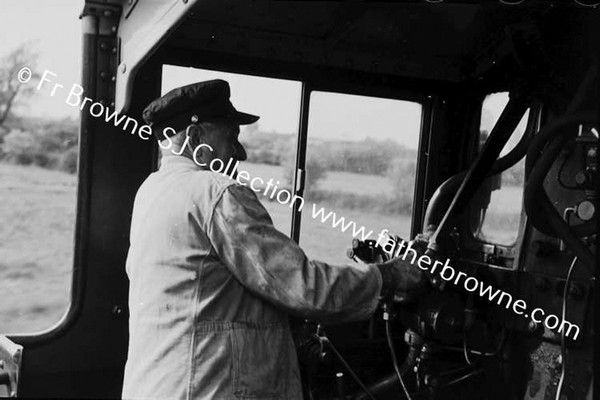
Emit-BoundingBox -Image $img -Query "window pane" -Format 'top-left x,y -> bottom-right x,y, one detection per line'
299,91 -> 422,265
0,124 -> 78,333
0,0 -> 81,335
161,66 -> 302,236
472,92 -> 529,245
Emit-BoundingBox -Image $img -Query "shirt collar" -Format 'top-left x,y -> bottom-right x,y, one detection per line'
159,155 -> 203,171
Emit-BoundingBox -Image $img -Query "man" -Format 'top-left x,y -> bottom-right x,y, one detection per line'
122,80 -> 427,399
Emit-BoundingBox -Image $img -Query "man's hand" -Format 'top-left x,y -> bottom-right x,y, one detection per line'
376,257 -> 430,303
376,230 -> 435,303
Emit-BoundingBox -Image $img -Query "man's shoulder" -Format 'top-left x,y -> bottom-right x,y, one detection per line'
185,170 -> 237,201
187,170 -> 263,212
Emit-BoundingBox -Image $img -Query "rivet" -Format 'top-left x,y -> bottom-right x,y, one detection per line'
112,305 -> 124,317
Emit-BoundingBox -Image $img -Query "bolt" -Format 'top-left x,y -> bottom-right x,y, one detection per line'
112,305 -> 124,317
575,171 -> 588,186
424,375 -> 438,387
120,63 -> 127,73
528,319 -> 538,332
588,147 -> 597,158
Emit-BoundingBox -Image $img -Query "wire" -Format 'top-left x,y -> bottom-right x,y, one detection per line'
319,335 -> 378,400
445,327 -> 507,357
555,257 -> 578,400
384,317 -> 413,400
463,331 -> 474,365
444,369 -> 484,387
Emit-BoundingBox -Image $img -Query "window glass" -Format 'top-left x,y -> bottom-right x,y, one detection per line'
472,92 -> 529,245
299,91 -> 422,265
161,66 -> 302,235
0,123 -> 78,334
0,0 -> 81,333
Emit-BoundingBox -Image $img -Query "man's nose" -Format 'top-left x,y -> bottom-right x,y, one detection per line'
234,141 -> 247,161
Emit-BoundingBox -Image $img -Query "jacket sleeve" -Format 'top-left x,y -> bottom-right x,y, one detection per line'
205,184 -> 382,324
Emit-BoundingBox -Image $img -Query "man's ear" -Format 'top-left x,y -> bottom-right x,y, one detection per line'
187,124 -> 207,149
186,124 -> 202,138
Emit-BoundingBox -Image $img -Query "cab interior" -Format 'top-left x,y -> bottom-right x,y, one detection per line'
1,1 -> 598,399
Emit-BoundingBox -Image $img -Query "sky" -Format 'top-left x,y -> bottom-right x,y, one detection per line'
1,1 -> 512,151
0,0 -> 83,119
162,66 -> 423,148
1,1 -> 424,149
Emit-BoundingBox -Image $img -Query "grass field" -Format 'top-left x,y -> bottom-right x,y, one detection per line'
0,163 -> 76,333
0,162 -> 522,333
240,162 -> 391,195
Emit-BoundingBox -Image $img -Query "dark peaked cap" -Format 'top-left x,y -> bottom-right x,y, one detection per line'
142,79 -> 259,140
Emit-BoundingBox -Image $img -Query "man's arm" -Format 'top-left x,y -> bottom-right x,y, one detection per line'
205,184 -> 382,324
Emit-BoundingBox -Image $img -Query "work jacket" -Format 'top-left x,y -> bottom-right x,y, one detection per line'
122,155 -> 382,400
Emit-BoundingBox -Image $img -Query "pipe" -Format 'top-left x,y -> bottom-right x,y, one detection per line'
425,94 -> 530,241
423,104 -> 536,229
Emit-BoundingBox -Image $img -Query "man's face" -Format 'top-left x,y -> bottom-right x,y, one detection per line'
203,120 -> 247,170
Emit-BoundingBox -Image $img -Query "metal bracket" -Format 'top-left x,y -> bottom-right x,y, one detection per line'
0,336 -> 23,398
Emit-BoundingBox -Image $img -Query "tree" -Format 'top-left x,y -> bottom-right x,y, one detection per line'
0,43 -> 39,129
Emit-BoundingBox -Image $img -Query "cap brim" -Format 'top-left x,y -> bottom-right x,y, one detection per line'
234,111 -> 260,125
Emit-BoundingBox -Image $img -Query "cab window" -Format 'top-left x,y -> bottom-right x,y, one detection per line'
471,92 -> 529,246
0,121 -> 78,333
298,91 -> 422,265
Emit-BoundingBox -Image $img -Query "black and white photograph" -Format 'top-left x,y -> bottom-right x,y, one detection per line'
0,1 -> 598,399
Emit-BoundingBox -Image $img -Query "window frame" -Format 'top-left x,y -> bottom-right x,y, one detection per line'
291,83 -> 429,244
